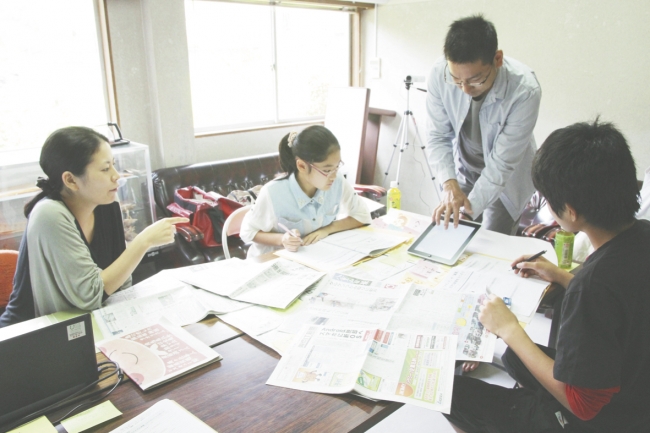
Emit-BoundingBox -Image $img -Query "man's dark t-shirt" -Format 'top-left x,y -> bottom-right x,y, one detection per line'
554,219 -> 650,432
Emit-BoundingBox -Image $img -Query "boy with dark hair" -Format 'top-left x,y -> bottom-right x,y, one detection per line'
444,119 -> 650,432
427,14 -> 541,236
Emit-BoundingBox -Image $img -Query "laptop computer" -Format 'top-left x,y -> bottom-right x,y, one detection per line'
0,314 -> 98,428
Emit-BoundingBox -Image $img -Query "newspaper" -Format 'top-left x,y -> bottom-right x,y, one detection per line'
267,325 -> 457,413
434,254 -> 549,320
219,273 -> 497,362
94,284 -> 249,337
177,258 -> 325,309
275,228 -> 410,272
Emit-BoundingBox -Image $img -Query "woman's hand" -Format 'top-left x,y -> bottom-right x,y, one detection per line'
511,255 -> 573,287
103,217 -> 188,295
282,229 -> 302,252
136,217 -> 189,249
302,228 -> 330,246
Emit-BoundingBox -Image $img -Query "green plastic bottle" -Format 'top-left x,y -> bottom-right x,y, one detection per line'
554,230 -> 575,269
387,181 -> 401,210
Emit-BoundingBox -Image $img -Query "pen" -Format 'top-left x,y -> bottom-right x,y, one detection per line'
511,250 -> 547,270
278,223 -> 303,245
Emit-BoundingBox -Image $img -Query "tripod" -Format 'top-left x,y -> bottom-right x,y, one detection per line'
384,76 -> 439,201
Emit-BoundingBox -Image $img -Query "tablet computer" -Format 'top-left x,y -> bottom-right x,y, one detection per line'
407,219 -> 481,265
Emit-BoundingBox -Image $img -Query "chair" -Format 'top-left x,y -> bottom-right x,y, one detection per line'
221,205 -> 252,260
0,250 -> 19,313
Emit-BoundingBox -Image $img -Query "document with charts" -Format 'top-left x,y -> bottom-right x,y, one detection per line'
386,284 -> 496,362
275,228 -> 411,272
177,258 -> 325,309
434,254 -> 549,321
217,273 -> 411,354
267,324 -> 457,413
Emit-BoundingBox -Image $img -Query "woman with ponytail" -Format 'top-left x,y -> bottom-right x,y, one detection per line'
0,127 -> 187,327
240,125 -> 371,257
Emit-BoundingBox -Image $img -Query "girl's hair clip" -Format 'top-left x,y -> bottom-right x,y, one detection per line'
287,131 -> 298,148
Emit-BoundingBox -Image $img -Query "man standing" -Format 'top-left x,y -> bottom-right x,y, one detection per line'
427,15 -> 541,234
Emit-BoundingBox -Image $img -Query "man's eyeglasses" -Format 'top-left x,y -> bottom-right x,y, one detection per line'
309,161 -> 344,178
444,64 -> 493,88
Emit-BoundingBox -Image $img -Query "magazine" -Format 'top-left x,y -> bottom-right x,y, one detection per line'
97,318 -> 221,390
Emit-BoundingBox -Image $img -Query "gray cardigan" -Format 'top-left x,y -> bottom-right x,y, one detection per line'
27,199 -> 131,317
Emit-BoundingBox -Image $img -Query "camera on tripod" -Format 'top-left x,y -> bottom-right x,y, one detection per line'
404,75 -> 425,84
404,75 -> 425,90
385,75 -> 438,199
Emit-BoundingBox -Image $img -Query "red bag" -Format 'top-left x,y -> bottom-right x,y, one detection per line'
166,186 -> 243,247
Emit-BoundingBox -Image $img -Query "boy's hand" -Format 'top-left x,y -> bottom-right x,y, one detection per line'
512,255 -> 574,287
479,295 -> 520,341
462,361 -> 480,372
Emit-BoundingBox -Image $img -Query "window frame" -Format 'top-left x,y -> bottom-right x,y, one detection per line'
96,0 -> 119,125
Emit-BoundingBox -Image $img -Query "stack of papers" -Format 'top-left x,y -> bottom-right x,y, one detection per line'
434,254 -> 549,322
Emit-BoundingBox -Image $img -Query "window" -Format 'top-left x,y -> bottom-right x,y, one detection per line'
185,1 -> 352,133
0,0 -> 112,152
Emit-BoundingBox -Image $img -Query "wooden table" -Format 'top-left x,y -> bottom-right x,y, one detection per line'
87,334 -> 401,433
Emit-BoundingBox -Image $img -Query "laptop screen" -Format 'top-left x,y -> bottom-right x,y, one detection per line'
0,314 -> 98,427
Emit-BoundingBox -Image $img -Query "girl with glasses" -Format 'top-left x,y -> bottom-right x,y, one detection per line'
240,125 -> 371,258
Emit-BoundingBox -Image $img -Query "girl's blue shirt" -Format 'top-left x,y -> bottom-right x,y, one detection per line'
240,172 -> 371,257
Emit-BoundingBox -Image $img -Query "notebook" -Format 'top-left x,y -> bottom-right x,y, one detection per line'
0,314 -> 98,428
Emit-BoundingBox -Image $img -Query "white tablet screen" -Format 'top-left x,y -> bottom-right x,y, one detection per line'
415,223 -> 477,260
